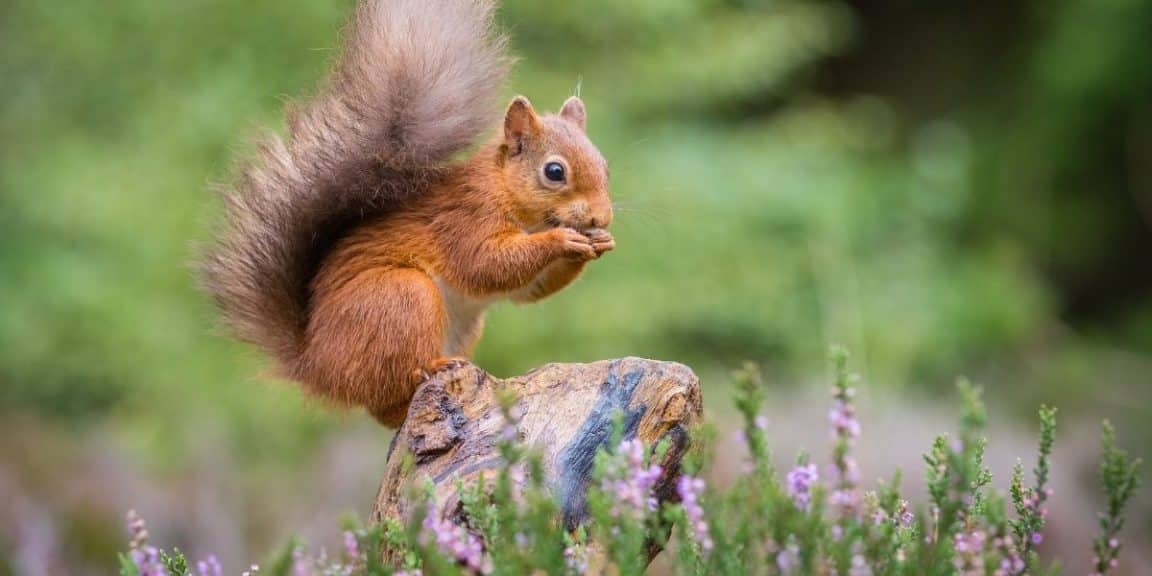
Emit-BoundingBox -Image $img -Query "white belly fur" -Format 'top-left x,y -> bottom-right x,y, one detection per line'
434,277 -> 497,357
433,261 -> 560,356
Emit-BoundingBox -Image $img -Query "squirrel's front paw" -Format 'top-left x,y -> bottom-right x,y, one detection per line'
583,228 -> 615,257
555,228 -> 597,261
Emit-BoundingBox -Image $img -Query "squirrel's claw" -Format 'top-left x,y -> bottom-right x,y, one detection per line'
584,228 -> 615,257
412,357 -> 471,385
558,228 -> 598,261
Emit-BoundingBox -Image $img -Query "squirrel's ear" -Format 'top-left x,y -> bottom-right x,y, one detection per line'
504,96 -> 541,152
559,96 -> 587,131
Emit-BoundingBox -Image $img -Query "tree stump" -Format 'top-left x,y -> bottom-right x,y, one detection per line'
371,357 -> 702,567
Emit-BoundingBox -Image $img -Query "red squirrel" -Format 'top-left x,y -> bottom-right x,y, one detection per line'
201,0 -> 613,426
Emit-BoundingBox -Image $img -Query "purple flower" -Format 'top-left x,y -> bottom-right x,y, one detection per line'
676,475 -> 713,554
786,463 -> 819,511
829,399 -> 861,440
898,502 -> 915,527
992,536 -> 1026,576
1015,488 -> 1050,551
953,530 -> 987,574
996,555 -> 1026,576
289,545 -> 312,576
830,489 -> 858,510
775,537 -> 800,574
602,439 -> 663,520
843,458 -> 861,484
196,555 -> 223,576
126,511 -> 148,545
125,511 -> 167,576
829,381 -> 862,520
343,531 -> 361,560
421,503 -> 487,573
755,415 -> 770,431
564,544 -> 589,574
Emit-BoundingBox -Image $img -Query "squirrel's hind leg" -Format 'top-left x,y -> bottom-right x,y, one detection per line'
299,267 -> 447,427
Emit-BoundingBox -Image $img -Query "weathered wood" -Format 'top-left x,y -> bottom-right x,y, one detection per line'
371,357 -> 702,566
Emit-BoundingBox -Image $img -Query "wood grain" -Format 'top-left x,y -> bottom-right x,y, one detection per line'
371,357 -> 702,567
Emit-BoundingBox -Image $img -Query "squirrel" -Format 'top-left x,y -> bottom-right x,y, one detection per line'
200,0 -> 614,427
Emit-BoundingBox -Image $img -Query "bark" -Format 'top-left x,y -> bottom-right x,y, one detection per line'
371,357 -> 702,567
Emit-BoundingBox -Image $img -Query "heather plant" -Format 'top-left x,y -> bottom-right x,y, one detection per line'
119,349 -> 1141,576
1090,421 -> 1142,576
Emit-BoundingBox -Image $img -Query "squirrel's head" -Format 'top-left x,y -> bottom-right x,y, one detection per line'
496,95 -> 612,232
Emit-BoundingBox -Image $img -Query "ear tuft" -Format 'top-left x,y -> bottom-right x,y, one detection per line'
560,96 -> 587,131
504,96 -> 541,151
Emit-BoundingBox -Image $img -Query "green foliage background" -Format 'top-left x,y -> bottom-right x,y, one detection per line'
1,0 -> 1150,572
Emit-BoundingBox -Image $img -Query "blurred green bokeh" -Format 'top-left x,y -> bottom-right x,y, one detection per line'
2,0 -> 1150,572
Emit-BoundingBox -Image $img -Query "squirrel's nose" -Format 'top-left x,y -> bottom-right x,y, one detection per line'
589,200 -> 613,229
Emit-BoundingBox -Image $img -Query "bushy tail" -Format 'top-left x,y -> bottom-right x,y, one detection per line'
200,0 -> 510,364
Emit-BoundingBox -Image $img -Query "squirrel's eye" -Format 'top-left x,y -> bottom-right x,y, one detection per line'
543,162 -> 566,183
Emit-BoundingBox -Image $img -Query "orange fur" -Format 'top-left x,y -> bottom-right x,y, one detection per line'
300,111 -> 613,425
200,1 -> 613,427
